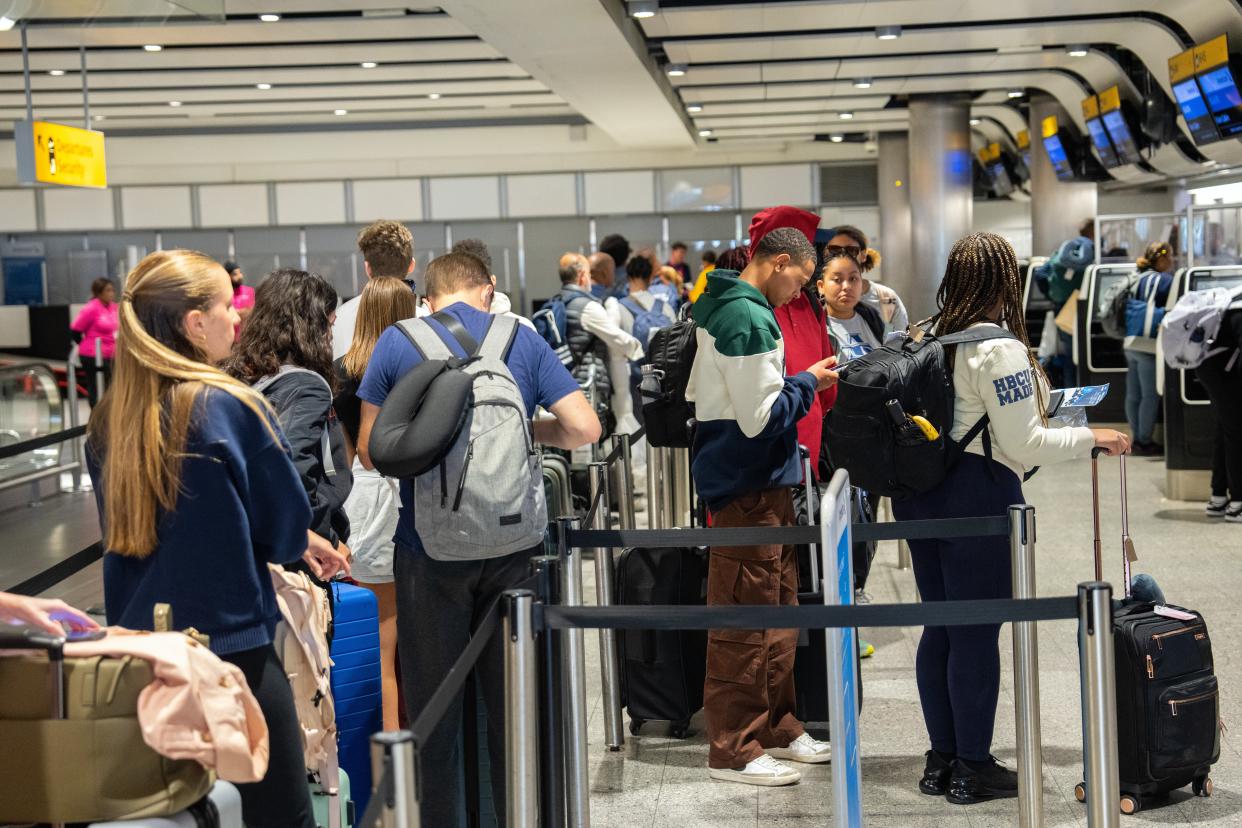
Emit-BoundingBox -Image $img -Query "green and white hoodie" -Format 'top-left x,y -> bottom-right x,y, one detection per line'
687,270 -> 817,510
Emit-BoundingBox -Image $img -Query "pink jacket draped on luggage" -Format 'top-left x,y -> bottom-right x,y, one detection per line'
65,629 -> 269,782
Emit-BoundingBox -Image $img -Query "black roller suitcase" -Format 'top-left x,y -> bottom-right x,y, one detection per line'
616,546 -> 709,738
1075,452 -> 1219,815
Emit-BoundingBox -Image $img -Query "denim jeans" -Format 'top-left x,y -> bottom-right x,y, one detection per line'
1124,349 -> 1158,443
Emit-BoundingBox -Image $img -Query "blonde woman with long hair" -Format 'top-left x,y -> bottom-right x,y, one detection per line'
87,250 -> 325,827
333,276 -> 417,731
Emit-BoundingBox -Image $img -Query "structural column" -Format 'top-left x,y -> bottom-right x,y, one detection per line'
1029,93 -> 1098,258
907,95 -> 973,321
876,133 -> 912,308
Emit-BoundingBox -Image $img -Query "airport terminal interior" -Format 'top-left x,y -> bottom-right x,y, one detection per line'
3,1 -> 1242,826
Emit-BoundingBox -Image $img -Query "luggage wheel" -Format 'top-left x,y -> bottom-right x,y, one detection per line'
1120,793 -> 1141,815
629,718 -> 645,736
1074,782 -> 1086,803
669,722 -> 690,739
1193,775 -> 1213,797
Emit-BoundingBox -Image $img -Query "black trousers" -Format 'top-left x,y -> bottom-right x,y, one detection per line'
394,543 -> 540,828
1198,351 -> 1242,500
220,644 -> 316,828
80,357 -> 112,407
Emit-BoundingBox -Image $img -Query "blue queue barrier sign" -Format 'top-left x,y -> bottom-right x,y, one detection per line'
821,469 -> 863,826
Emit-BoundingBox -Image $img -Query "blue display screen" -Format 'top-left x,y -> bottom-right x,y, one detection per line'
989,162 -> 1014,195
1086,117 -> 1120,168
1042,135 -> 1073,180
1198,65 -> 1242,136
1174,78 -> 1221,145
1102,109 -> 1142,165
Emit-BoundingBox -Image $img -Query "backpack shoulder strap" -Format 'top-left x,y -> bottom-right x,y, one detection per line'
855,301 -> 885,343
252,365 -> 332,397
397,318 -> 454,361
476,313 -> 519,363
936,325 -> 1021,347
619,296 -> 642,317
430,310 -> 480,357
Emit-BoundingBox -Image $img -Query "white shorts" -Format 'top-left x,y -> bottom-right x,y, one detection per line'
343,459 -> 400,584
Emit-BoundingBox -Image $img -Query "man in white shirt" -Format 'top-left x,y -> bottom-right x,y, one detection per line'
332,220 -> 416,358
556,252 -> 643,435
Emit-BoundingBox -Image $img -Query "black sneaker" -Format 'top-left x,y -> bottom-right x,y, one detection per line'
919,749 -> 955,795
946,756 -> 1019,804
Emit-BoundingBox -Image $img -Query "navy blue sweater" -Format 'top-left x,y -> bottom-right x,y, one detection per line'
89,389 -> 311,655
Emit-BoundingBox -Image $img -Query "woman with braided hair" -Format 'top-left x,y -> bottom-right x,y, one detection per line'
894,233 -> 1129,806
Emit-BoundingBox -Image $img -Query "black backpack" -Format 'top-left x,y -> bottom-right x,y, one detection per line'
640,314 -> 698,448
822,325 -> 1020,499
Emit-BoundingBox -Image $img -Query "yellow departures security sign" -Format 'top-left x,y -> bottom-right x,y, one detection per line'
15,120 -> 107,189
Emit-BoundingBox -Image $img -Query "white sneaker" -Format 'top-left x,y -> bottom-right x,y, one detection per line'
1206,496 -> 1229,518
709,753 -> 802,787
768,732 -> 833,764
1226,502 -> 1242,523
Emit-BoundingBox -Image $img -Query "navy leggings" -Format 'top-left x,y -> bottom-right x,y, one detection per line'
892,453 -> 1023,762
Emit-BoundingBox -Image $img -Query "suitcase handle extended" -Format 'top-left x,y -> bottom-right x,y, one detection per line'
1089,449 -> 1132,599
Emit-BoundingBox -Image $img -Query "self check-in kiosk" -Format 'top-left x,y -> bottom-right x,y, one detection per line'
1022,257 -> 1052,354
1075,262 -> 1137,423
1161,265 -> 1242,499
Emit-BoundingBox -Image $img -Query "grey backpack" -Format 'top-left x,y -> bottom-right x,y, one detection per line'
397,314 -> 547,561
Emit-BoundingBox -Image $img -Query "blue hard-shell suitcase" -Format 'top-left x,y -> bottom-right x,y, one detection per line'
330,582 -> 382,815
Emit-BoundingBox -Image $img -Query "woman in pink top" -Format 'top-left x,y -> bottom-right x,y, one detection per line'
70,277 -> 119,406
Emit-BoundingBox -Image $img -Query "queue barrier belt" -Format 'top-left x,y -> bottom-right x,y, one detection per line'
7,541 -> 103,597
0,424 -> 87,462
407,572 -> 540,748
540,596 -> 1078,631
566,514 -> 1012,550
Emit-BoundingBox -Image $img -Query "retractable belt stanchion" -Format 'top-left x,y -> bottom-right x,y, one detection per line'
531,556 -> 566,828
65,346 -> 84,492
555,517 -> 591,828
368,731 -> 420,828
93,338 -> 104,404
645,445 -> 661,529
504,590 -> 539,828
670,447 -> 690,527
660,449 -> 676,530
1009,504 -> 1043,827
1078,581 -> 1121,828
588,461 -> 625,750
611,434 -> 636,531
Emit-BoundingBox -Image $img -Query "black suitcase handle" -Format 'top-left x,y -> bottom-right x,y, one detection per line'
0,627 -> 66,653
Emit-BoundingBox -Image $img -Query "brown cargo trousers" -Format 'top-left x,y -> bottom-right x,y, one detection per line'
704,487 -> 804,769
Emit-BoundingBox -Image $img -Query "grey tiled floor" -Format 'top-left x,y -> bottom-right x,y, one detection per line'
581,455 -> 1241,826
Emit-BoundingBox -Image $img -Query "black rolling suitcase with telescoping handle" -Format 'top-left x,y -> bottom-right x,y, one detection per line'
1074,451 -> 1220,815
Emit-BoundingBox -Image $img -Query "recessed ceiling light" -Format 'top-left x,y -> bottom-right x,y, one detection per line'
0,16 -> 14,32
259,13 -> 280,22
628,0 -> 658,18
361,61 -> 378,69
256,83 -> 272,90
143,44 -> 162,52
698,129 -> 712,137
970,118 -> 981,126
334,109 -> 348,115
169,100 -> 181,107
829,133 -> 845,143
1008,88 -> 1024,98
876,25 -> 901,40
854,78 -> 873,89
93,114 -> 105,121
1066,44 -> 1088,57
666,63 -> 688,77
839,111 -> 854,120
687,103 -> 703,113
428,92 -> 441,100
48,69 -> 65,76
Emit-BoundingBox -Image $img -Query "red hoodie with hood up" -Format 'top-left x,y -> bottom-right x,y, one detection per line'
748,206 -> 837,481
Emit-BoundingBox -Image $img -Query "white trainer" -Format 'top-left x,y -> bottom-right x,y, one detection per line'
767,732 -> 833,764
709,753 -> 802,787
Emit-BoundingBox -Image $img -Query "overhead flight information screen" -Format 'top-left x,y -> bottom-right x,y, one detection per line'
1198,65 -> 1242,137
1042,134 -> 1074,181
1101,110 -> 1142,165
1173,78 -> 1222,144
1086,117 -> 1120,167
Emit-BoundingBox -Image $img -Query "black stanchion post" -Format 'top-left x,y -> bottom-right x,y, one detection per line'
531,555 -> 566,828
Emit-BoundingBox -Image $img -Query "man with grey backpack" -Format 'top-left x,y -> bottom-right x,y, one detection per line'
355,251 -> 601,826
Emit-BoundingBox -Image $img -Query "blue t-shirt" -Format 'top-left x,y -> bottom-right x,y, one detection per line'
357,302 -> 581,552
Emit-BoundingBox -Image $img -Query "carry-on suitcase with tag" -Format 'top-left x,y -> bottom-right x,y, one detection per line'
1074,451 -> 1219,815
330,582 -> 381,815
616,546 -> 709,737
